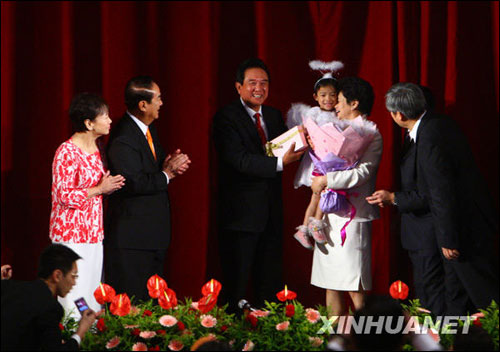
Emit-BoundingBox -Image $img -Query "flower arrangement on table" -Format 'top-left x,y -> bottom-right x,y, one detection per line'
68,277 -> 328,351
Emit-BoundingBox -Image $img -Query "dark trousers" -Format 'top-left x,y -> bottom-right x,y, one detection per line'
408,248 -> 446,316
219,221 -> 283,313
442,245 -> 499,316
104,247 -> 166,303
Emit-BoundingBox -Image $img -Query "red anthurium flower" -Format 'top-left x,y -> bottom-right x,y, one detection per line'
197,293 -> 218,314
389,280 -> 409,300
110,293 -> 131,316
285,304 -> 295,317
158,288 -> 178,310
276,285 -> 297,302
147,274 -> 168,299
94,283 -> 116,305
201,279 -> 222,297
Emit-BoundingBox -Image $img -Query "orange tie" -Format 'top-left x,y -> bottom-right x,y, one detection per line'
146,128 -> 157,160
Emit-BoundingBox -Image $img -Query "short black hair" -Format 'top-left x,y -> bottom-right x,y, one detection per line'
125,75 -> 156,111
314,77 -> 339,94
69,93 -> 109,133
37,244 -> 81,279
235,58 -> 270,84
351,295 -> 405,351
338,77 -> 375,116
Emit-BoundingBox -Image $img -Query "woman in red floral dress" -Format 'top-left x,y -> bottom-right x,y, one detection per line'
50,93 -> 125,318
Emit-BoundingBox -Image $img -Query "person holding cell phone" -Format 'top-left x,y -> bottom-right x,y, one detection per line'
1,244 -> 99,350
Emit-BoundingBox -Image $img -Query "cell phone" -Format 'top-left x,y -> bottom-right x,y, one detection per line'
74,297 -> 89,315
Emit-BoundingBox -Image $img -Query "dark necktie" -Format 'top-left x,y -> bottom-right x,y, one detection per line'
254,113 -> 267,145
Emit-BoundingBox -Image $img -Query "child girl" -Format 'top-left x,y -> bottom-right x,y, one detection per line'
286,60 -> 343,249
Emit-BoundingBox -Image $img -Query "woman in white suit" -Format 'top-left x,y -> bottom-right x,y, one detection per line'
310,77 -> 382,317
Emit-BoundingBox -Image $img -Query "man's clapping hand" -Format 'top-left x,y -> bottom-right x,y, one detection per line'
163,149 -> 191,179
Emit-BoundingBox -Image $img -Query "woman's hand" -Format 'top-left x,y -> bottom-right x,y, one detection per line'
96,171 -> 125,196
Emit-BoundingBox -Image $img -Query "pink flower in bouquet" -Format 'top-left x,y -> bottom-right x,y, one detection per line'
132,342 -> 148,351
242,340 -> 255,351
106,336 -> 120,349
168,339 -> 184,351
191,301 -> 199,310
200,314 -> 217,328
124,324 -> 139,329
250,310 -> 270,318
276,321 -> 290,331
139,331 -> 156,339
309,336 -> 323,347
305,308 -> 321,323
159,314 -> 178,327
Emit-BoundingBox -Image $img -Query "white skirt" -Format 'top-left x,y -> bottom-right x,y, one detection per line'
54,242 -> 103,320
311,215 -> 372,291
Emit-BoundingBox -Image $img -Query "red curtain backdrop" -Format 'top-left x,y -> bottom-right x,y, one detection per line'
2,1 -> 498,307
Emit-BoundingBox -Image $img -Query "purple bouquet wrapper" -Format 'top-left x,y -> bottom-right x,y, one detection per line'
310,151 -> 356,214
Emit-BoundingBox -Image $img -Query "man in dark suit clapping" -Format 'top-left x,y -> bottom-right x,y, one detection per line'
213,58 -> 304,312
105,76 -> 190,303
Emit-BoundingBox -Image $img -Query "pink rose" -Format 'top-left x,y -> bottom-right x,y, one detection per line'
309,336 -> 323,347
200,314 -> 217,328
276,321 -> 290,331
159,315 -> 178,327
305,308 -> 320,323
242,340 -> 255,351
168,340 -> 184,351
132,342 -> 148,351
106,336 -> 120,349
139,331 -> 156,339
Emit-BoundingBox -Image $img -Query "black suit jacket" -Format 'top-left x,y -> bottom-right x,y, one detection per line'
1,279 -> 79,351
396,134 -> 436,251
105,113 -> 171,250
398,112 -> 498,253
213,100 -> 287,232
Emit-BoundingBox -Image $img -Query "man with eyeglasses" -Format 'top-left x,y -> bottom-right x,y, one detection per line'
1,244 -> 98,350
